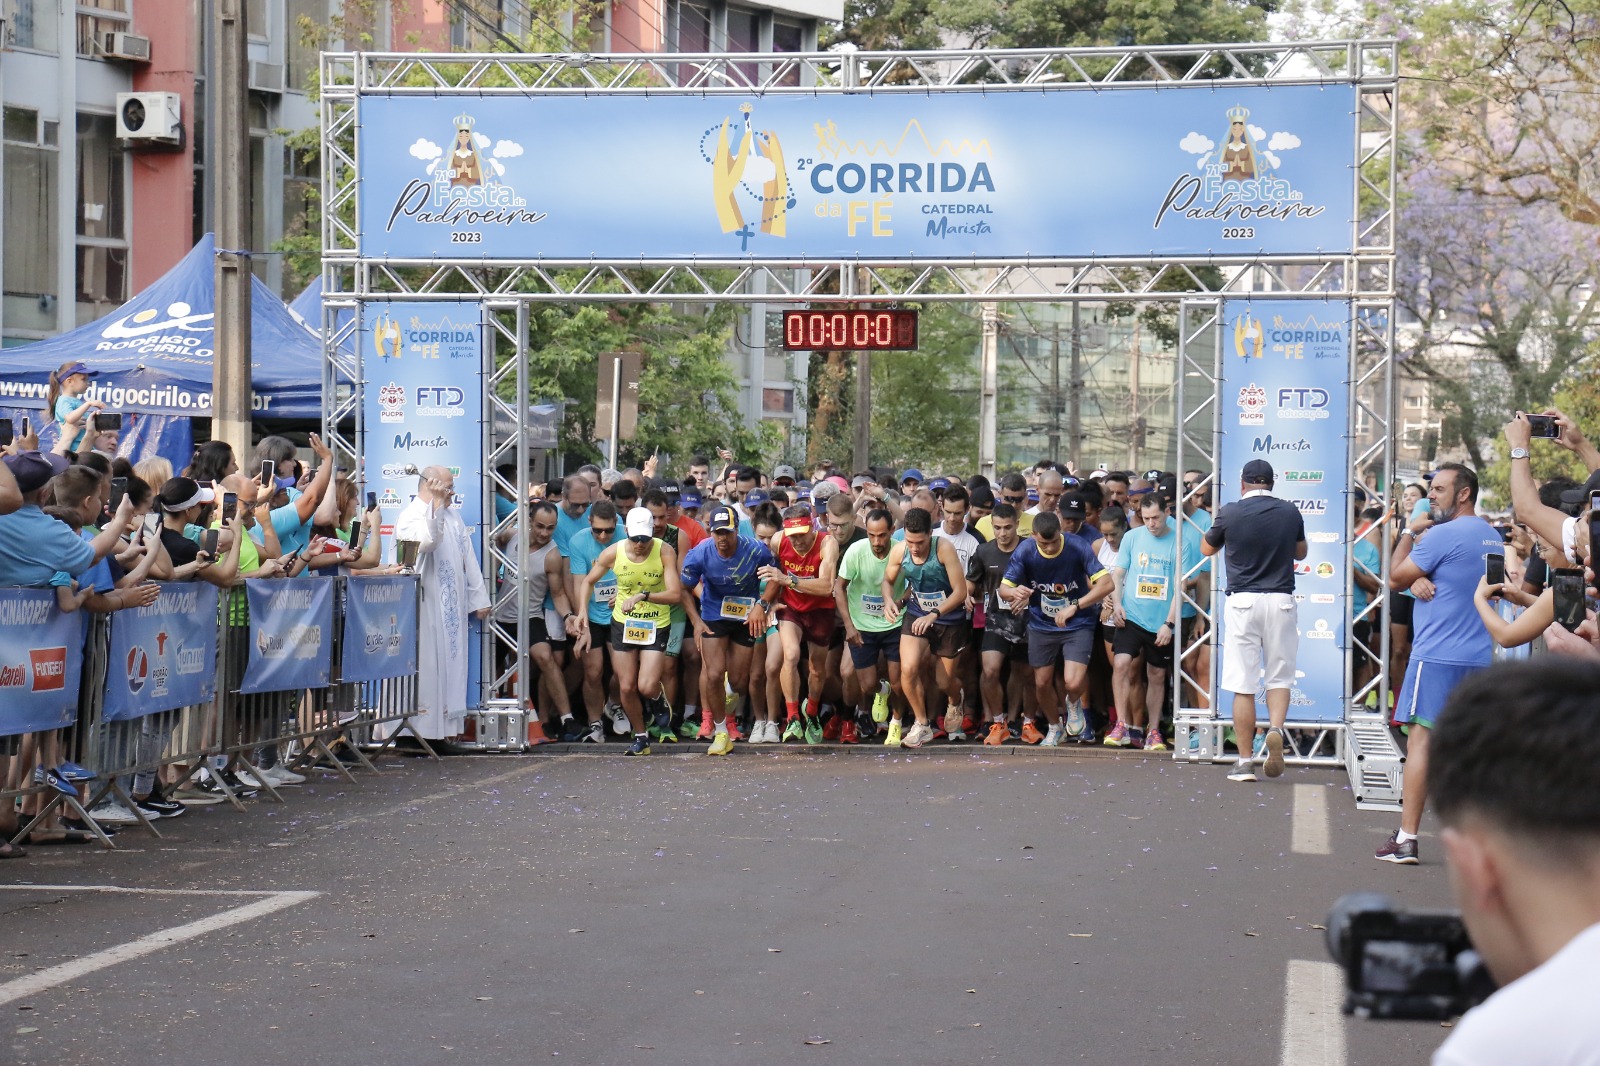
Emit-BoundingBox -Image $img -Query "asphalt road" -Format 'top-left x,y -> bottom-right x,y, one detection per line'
1,747 -> 1454,1065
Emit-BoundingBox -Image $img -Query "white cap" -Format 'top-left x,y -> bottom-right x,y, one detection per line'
625,506 -> 654,539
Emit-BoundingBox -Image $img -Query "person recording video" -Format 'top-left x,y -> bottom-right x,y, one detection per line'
1427,659 -> 1600,1065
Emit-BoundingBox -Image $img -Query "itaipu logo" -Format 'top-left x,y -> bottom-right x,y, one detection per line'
1237,383 -> 1267,426
378,381 -> 406,424
385,113 -> 546,234
1155,105 -> 1324,230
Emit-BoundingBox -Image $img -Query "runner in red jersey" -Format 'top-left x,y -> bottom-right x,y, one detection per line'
759,503 -> 841,743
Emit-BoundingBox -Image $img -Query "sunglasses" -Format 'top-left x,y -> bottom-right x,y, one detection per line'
592,524 -> 616,535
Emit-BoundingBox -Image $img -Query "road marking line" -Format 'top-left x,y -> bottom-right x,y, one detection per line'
1292,783 -> 1331,855
1280,959 -> 1346,1066
0,889 -> 318,1007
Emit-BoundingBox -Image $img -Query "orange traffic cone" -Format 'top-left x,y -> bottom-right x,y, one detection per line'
527,711 -> 554,746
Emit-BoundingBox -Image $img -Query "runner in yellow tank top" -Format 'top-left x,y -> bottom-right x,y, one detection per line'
574,506 -> 683,755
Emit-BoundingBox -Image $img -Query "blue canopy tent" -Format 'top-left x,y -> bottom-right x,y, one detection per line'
289,279 -> 354,354
0,233 -> 324,470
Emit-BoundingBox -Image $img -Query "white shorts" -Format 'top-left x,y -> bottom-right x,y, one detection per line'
1220,592 -> 1299,695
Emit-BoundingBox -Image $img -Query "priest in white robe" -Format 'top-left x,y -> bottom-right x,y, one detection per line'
395,466 -> 490,739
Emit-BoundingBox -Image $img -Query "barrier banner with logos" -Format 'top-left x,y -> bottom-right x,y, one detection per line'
359,300 -> 485,564
0,590 -> 86,736
1214,298 -> 1351,722
103,583 -> 220,721
242,579 -> 335,694
340,576 -> 419,683
356,85 -> 1358,261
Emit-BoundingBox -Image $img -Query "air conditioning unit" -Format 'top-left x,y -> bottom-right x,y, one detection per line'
115,91 -> 182,145
101,31 -> 151,62
248,60 -> 284,94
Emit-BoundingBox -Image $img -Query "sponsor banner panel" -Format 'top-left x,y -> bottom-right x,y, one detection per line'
357,86 -> 1357,260
359,301 -> 485,563
104,583 -> 220,721
340,576 -> 419,683
1216,298 -> 1351,722
242,579 -> 335,694
0,590 -> 85,737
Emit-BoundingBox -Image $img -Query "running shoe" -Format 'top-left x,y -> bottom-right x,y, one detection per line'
31,766 -> 78,797
1103,722 -> 1130,748
559,719 -> 587,743
606,701 -> 630,735
1041,724 -> 1062,747
1227,759 -> 1257,783
871,686 -> 891,724
1127,727 -> 1146,749
984,720 -> 1010,746
840,719 -> 859,745
678,718 -> 703,740
135,795 -> 185,819
1374,832 -> 1419,865
86,798 -> 140,825
902,722 -> 933,748
56,761 -> 98,782
625,734 -> 651,756
822,713 -> 842,743
584,720 -> 605,744
804,715 -> 824,745
707,732 -> 734,756
1144,729 -> 1168,752
1064,700 -> 1088,738
943,709 -> 966,742
782,717 -> 805,743
1020,719 -> 1045,746
884,720 -> 903,747
1263,727 -> 1286,779
696,713 -> 716,741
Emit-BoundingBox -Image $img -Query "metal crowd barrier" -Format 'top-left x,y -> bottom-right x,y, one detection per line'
1,574 -> 423,852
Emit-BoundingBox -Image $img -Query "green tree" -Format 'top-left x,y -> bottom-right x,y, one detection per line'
838,0 -> 1276,53
1480,370 -> 1600,506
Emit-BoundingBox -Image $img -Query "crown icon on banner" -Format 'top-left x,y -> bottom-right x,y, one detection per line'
453,112 -> 476,131
1226,105 -> 1250,124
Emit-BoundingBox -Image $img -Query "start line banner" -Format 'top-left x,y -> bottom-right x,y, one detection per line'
340,576 -> 419,683
242,579 -> 335,694
357,84 -> 1357,261
1215,297 -> 1351,722
0,590 -> 85,737
104,583 -> 220,721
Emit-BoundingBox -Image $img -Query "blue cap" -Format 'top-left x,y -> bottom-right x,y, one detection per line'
680,489 -> 702,509
900,469 -> 924,485
929,477 -> 950,492
744,488 -> 770,507
1027,487 -> 1039,502
706,504 -> 738,532
60,362 -> 98,378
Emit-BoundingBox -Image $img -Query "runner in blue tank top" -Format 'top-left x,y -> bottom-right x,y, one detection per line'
882,508 -> 970,748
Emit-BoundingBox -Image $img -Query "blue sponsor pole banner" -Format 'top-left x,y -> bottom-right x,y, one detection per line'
356,86 -> 1357,261
104,583 -> 220,721
1216,298 -> 1351,722
359,300 -> 485,565
0,590 -> 85,737
340,576 -> 419,683
242,579 -> 335,694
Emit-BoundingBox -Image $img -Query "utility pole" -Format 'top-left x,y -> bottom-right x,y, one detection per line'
212,0 -> 252,455
1047,322 -> 1061,460
1069,302 -> 1083,473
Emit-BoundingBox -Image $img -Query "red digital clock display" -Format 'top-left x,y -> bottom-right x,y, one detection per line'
781,310 -> 919,351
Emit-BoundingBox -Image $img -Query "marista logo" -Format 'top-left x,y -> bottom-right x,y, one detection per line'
1155,105 -> 1326,230
385,112 -> 547,233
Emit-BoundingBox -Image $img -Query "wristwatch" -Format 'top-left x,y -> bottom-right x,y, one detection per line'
1510,447 -> 1530,460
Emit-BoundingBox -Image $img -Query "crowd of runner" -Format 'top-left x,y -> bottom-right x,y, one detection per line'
496,459 -> 1212,758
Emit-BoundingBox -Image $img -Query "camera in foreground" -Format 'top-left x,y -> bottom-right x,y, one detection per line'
1325,893 -> 1496,1020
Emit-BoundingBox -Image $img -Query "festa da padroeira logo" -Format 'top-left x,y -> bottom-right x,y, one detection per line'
1154,104 -> 1326,236
384,112 -> 546,237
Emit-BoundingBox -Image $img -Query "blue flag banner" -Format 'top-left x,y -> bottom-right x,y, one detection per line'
357,86 -> 1358,261
1215,298 -> 1351,723
340,576 -> 419,683
359,300 -> 485,565
0,590 -> 85,737
242,579 -> 335,694
104,583 -> 220,721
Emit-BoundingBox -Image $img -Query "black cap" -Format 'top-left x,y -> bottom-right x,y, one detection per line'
1241,459 -> 1275,486
1060,493 -> 1088,519
1559,469 -> 1600,509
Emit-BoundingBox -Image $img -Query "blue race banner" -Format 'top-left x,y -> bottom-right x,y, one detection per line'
340,576 -> 419,683
104,583 -> 219,721
1216,298 -> 1351,722
242,579 -> 335,694
0,590 -> 85,736
356,85 -> 1357,261
359,300 -> 484,564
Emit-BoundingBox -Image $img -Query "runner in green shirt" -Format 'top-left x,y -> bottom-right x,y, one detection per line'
834,509 -> 906,744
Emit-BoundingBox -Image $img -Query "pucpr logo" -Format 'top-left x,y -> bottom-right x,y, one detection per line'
1233,312 -> 1264,360
1306,618 -> 1335,641
1283,470 -> 1324,484
1237,383 -> 1267,426
385,112 -> 545,235
29,647 -> 67,692
1315,561 -> 1335,578
1159,104 -> 1325,232
1277,387 -> 1331,421
126,646 -> 150,694
378,381 -> 406,423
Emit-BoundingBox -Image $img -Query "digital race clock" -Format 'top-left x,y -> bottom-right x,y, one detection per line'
780,310 -> 919,351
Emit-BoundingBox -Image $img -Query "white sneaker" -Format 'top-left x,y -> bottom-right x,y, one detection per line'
756,721 -> 777,744
1227,759 -> 1258,783
264,764 -> 307,786
87,799 -> 140,825
606,701 -> 630,735
1041,725 -> 1063,747
1063,699 -> 1087,737
902,722 -> 933,748
584,720 -> 605,744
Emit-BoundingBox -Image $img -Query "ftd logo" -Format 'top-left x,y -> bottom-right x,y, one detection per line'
414,386 -> 466,418
30,647 -> 67,692
1277,387 -> 1331,421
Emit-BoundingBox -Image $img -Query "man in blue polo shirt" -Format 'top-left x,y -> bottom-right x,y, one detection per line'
1377,461 -> 1503,866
